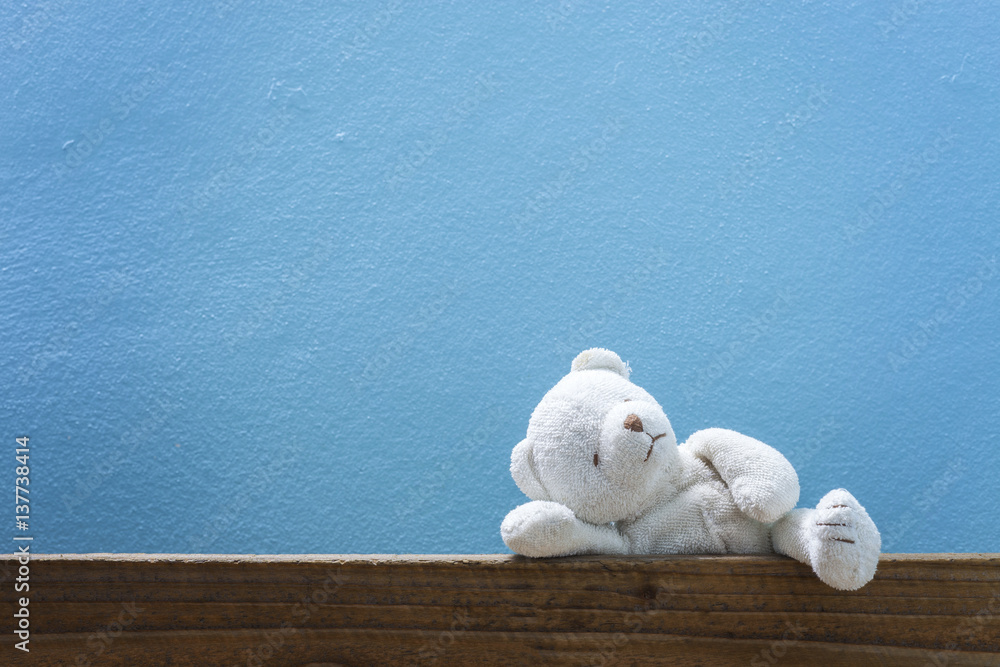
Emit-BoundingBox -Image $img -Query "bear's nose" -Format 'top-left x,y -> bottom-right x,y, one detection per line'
623,414 -> 644,433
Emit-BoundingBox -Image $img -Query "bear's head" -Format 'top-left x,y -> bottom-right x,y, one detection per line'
510,348 -> 678,525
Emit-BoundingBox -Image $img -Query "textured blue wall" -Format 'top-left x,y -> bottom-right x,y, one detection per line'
3,2 -> 998,555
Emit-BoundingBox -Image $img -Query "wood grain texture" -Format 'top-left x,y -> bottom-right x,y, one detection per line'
1,553 -> 998,666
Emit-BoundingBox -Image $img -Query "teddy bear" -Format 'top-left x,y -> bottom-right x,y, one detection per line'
500,348 -> 881,591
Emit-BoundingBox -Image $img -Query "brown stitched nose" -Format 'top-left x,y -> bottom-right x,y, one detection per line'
623,414 -> 644,433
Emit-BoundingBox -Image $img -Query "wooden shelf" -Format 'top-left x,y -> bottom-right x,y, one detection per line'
3,553 -> 998,665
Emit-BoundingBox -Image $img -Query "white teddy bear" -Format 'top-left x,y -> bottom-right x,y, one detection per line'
500,348 -> 881,591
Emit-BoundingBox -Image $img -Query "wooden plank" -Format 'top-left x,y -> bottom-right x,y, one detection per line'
2,553 -> 998,665
11,629 -> 1000,667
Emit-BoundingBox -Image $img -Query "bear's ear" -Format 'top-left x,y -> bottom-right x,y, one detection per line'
571,348 -> 630,379
511,439 -> 548,500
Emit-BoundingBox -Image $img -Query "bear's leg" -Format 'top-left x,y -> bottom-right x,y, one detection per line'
771,488 -> 880,590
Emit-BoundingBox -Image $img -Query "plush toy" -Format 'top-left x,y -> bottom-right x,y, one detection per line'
500,348 -> 881,590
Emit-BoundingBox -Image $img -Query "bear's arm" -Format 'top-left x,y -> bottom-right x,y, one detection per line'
501,501 -> 630,557
681,428 -> 800,523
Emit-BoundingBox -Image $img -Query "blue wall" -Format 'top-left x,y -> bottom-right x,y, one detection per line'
3,2 -> 997,555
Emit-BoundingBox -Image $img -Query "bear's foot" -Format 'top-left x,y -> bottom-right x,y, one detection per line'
502,500 -> 631,558
806,488 -> 881,591
501,501 -> 580,558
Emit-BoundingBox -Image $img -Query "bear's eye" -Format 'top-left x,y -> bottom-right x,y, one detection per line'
623,399 -> 631,402
593,453 -> 599,467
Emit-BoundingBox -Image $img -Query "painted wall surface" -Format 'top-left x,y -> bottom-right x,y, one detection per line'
2,2 -> 997,555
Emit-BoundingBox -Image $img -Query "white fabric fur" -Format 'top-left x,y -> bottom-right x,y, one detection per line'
501,348 -> 881,591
